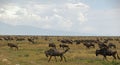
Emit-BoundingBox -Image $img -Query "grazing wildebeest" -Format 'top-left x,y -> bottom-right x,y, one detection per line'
58,39 -> 73,44
74,40 -> 81,45
16,38 -> 25,41
44,47 -> 70,62
98,42 -> 108,49
83,42 -> 95,48
28,38 -> 35,44
103,39 -> 109,43
8,43 -> 18,50
108,43 -> 116,48
59,44 -> 69,49
96,48 -> 120,60
49,43 -> 56,48
3,36 -> 13,41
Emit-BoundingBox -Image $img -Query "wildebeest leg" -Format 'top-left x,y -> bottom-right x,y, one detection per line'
60,56 -> 63,61
63,56 -> 67,62
48,56 -> 52,62
16,47 -> 18,50
113,55 -> 116,60
54,56 -> 57,62
103,55 -> 108,61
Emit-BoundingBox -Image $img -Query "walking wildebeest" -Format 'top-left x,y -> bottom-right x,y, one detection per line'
45,47 -> 70,62
59,44 -> 69,49
96,48 -> 120,60
8,43 -> 18,50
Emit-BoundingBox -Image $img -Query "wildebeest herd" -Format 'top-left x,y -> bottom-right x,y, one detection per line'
0,36 -> 120,62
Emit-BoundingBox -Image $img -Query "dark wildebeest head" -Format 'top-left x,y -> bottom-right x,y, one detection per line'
8,43 -> 18,50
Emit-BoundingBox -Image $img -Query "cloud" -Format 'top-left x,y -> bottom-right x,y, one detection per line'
86,8 -> 120,36
66,2 -> 89,9
82,26 -> 95,33
0,0 -> 89,32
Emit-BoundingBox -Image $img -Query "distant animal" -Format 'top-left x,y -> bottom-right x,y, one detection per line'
96,48 -> 120,60
108,43 -> 116,48
83,42 -> 95,48
59,44 -> 69,49
98,42 -> 108,49
8,43 -> 18,50
49,43 -> 56,48
28,38 -> 35,44
0,38 -> 3,40
45,47 -> 70,62
74,40 -> 81,45
58,39 -> 73,44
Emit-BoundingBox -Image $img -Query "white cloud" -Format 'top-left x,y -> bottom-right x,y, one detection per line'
0,1 -> 89,32
66,2 -> 89,9
78,13 -> 87,23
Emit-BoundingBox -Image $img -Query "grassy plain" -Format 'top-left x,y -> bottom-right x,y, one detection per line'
0,36 -> 120,65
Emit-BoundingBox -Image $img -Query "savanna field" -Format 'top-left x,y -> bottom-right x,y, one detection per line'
0,36 -> 120,65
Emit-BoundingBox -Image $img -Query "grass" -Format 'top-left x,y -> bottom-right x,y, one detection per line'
0,36 -> 120,65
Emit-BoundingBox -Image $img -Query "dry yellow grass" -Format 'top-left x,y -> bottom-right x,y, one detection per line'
0,36 -> 120,65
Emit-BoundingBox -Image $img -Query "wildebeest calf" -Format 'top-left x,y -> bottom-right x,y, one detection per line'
8,43 -> 18,50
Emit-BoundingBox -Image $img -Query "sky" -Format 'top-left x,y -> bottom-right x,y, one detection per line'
0,0 -> 120,36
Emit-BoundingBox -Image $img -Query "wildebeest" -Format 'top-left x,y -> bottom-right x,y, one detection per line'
3,36 -> 14,41
49,43 -> 56,48
44,47 -> 70,62
28,38 -> 35,44
108,43 -> 116,48
83,42 -> 95,48
58,39 -> 73,44
59,44 -> 69,49
74,40 -> 81,45
0,38 -> 3,40
16,38 -> 25,41
8,43 -> 18,50
98,42 -> 108,49
96,48 -> 120,60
